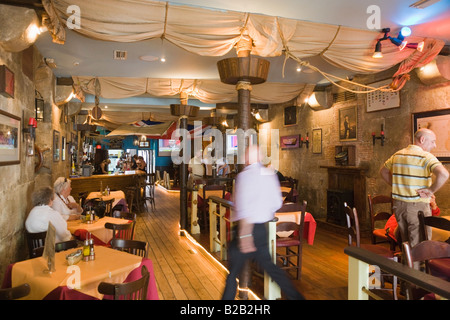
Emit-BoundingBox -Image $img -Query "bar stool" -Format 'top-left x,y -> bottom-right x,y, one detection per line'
143,173 -> 156,212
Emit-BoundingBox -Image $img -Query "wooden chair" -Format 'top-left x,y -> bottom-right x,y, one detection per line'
93,198 -> 115,217
402,240 -> 450,299
368,194 -> 397,251
345,202 -> 399,300
143,173 -> 156,212
98,265 -> 149,300
110,239 -> 148,258
418,211 -> 450,242
105,221 -> 135,241
199,184 -> 225,229
55,240 -> 79,252
112,211 -> 137,221
31,246 -> 44,258
0,283 -> 31,300
125,186 -> 139,214
25,231 -> 47,259
275,200 -> 307,280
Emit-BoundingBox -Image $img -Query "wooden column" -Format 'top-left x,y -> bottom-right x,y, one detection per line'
217,38 -> 270,299
170,97 -> 199,232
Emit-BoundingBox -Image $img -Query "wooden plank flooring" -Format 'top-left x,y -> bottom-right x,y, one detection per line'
134,187 -> 355,300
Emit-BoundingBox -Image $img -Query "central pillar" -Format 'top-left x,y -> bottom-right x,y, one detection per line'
170,94 -> 199,232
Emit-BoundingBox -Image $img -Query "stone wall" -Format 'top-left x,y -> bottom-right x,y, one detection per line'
261,71 -> 450,226
0,44 -> 71,281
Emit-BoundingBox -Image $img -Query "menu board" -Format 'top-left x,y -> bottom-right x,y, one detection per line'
366,79 -> 400,112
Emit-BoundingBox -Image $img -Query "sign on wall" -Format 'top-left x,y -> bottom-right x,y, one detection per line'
366,79 -> 400,112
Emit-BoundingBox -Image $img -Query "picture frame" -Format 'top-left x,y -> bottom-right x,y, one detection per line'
0,110 -> 21,166
283,105 -> 297,126
339,105 -> 357,141
61,136 -> 66,161
280,135 -> 300,149
139,141 -> 149,148
413,108 -> 450,162
0,65 -> 14,98
366,79 -> 400,112
312,128 -> 322,154
53,130 -> 60,161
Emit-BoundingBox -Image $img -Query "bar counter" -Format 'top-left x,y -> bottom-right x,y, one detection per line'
69,172 -> 145,202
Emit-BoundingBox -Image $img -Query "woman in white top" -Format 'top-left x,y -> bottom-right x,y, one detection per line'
25,187 -> 72,243
52,177 -> 83,221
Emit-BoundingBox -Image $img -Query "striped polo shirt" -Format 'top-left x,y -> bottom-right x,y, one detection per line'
384,145 -> 442,203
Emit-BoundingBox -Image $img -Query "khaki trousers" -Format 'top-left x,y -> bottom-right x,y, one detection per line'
393,200 -> 431,249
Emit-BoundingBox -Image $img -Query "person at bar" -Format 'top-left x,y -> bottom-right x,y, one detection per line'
25,187 -> 72,243
221,145 -> 304,300
52,177 -> 83,221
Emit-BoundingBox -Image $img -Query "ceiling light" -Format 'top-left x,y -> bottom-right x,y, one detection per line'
104,105 -> 108,109
406,41 -> 425,52
296,65 -> 302,72
160,57 -> 166,62
139,55 -> 159,62
400,27 -> 412,38
372,41 -> 383,58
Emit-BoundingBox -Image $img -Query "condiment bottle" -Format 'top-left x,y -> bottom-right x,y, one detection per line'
89,238 -> 95,261
83,239 -> 90,261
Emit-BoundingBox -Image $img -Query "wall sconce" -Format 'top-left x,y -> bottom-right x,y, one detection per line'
372,125 -> 385,146
305,132 -> 309,148
22,114 -> 37,156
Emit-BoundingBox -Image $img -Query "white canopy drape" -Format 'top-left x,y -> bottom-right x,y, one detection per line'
43,0 -> 444,76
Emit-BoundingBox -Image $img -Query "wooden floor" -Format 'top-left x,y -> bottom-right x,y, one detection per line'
132,186 -> 362,300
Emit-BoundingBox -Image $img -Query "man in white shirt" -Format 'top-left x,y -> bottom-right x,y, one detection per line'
221,145 -> 304,300
25,187 -> 72,243
52,177 -> 83,221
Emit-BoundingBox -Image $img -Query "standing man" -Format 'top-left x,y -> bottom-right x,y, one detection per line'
380,128 -> 449,248
222,145 -> 304,300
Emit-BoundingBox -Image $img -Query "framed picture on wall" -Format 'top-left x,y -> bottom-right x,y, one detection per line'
53,130 -> 60,161
413,108 -> 450,162
0,110 -> 21,166
280,135 -> 299,149
0,65 -> 14,98
283,105 -> 297,126
312,128 -> 322,154
339,106 -> 357,141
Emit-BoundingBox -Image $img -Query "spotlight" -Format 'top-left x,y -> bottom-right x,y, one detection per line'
373,41 -> 383,58
406,41 -> 424,52
400,26 -> 412,38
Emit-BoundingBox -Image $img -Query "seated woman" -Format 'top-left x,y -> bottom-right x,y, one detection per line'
25,187 -> 72,243
385,194 -> 440,242
216,158 -> 230,177
52,177 -> 83,221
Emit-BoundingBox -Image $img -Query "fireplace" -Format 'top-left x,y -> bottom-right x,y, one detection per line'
327,189 -> 353,226
321,165 -> 367,226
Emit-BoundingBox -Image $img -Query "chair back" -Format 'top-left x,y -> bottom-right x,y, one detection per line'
105,221 -> 135,240
112,211 -> 137,221
25,231 -> 47,259
110,239 -> 148,258
418,211 -> 450,242
0,283 -> 31,300
368,194 -> 392,230
93,198 -> 115,217
344,202 -> 361,247
55,240 -> 79,252
98,265 -> 149,300
402,240 -> 450,299
276,200 -> 307,240
203,184 -> 225,199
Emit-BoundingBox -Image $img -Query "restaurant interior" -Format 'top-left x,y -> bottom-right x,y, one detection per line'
0,0 -> 449,301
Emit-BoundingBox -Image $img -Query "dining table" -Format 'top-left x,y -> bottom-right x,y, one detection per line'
67,216 -> 132,245
86,190 -> 126,209
2,246 -> 159,300
275,204 -> 317,245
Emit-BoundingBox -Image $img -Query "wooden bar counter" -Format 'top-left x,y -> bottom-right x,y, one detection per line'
70,172 -> 145,202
